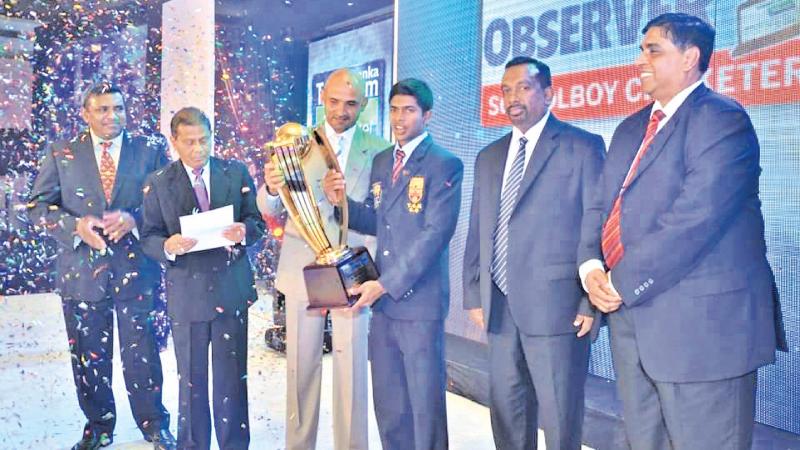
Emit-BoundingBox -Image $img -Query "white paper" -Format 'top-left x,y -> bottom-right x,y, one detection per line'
179,204 -> 235,252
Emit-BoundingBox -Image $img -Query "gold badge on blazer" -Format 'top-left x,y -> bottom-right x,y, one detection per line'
407,176 -> 425,213
371,181 -> 383,208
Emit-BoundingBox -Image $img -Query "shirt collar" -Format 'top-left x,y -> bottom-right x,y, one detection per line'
511,110 -> 550,148
394,131 -> 429,164
182,160 -> 210,179
324,121 -> 357,149
89,129 -> 124,152
652,80 -> 703,121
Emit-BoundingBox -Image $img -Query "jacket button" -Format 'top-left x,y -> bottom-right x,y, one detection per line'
383,250 -> 390,256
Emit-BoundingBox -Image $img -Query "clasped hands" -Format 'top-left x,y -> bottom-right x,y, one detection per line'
76,210 -> 135,250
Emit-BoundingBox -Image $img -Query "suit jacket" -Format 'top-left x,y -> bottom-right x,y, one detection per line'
578,84 -> 780,382
258,126 -> 390,299
140,157 -> 265,323
28,130 -> 169,302
463,115 -> 605,336
348,135 -> 463,321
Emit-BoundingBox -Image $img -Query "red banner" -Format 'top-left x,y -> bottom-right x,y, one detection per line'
481,38 -> 800,126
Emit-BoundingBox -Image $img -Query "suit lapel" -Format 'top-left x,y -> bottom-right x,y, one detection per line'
628,113 -> 680,187
626,86 -> 705,189
514,116 -> 561,209
169,161 -> 200,215
209,158 -> 230,210
344,128 -> 370,195
109,131 -> 133,207
72,132 -> 107,208
486,134 -> 510,224
382,136 -> 432,212
606,111 -> 649,208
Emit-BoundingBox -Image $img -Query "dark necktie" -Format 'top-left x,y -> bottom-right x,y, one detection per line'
602,109 -> 666,269
490,136 -> 528,295
192,167 -> 210,212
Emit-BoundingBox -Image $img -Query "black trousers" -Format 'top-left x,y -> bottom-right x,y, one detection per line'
171,312 -> 250,450
62,295 -> 169,436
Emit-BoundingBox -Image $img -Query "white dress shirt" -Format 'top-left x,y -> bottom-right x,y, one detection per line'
393,131 -> 429,164
89,129 -> 123,170
578,81 -> 705,293
324,121 -> 357,169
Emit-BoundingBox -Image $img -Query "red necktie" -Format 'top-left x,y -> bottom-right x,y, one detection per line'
99,141 -> 116,204
391,148 -> 405,185
602,109 -> 666,269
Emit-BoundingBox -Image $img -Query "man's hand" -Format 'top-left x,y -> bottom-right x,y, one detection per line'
222,223 -> 246,244
264,159 -> 284,195
467,308 -> 485,329
101,210 -> 135,243
348,280 -> 385,310
164,233 -> 198,256
573,314 -> 594,338
322,169 -> 346,204
585,268 -> 622,313
76,215 -> 106,250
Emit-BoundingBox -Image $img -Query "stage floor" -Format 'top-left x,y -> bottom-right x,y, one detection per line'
0,293 -> 593,449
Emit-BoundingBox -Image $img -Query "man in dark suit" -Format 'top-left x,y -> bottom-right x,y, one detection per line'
462,56 -> 604,450
140,107 -> 265,449
324,78 -> 463,450
579,13 -> 782,449
28,82 -> 175,450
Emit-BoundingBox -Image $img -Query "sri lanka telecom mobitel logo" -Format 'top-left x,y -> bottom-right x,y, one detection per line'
479,0 -> 800,125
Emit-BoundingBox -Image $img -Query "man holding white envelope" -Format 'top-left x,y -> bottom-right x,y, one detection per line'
141,107 -> 265,449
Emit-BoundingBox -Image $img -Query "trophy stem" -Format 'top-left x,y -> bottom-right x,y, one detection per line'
316,246 -> 352,265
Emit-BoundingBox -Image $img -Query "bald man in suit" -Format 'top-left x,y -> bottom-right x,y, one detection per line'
258,68 -> 389,450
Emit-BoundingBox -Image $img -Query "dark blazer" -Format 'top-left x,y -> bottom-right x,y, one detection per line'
578,84 -> 781,382
28,131 -> 169,301
463,115 -> 605,336
140,157 -> 265,323
348,135 -> 463,321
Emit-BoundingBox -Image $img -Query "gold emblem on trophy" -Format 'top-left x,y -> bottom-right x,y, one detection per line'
265,123 -> 379,309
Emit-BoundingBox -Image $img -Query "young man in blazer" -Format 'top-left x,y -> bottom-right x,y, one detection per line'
28,82 -> 175,450
324,78 -> 463,450
579,13 -> 783,449
258,68 -> 389,450
141,107 -> 265,450
462,56 -> 605,450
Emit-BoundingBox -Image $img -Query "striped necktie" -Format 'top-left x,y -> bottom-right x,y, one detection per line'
391,148 -> 405,185
490,136 -> 528,295
602,109 -> 666,269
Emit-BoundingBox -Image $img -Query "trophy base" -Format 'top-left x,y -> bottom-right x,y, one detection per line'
303,246 -> 379,310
